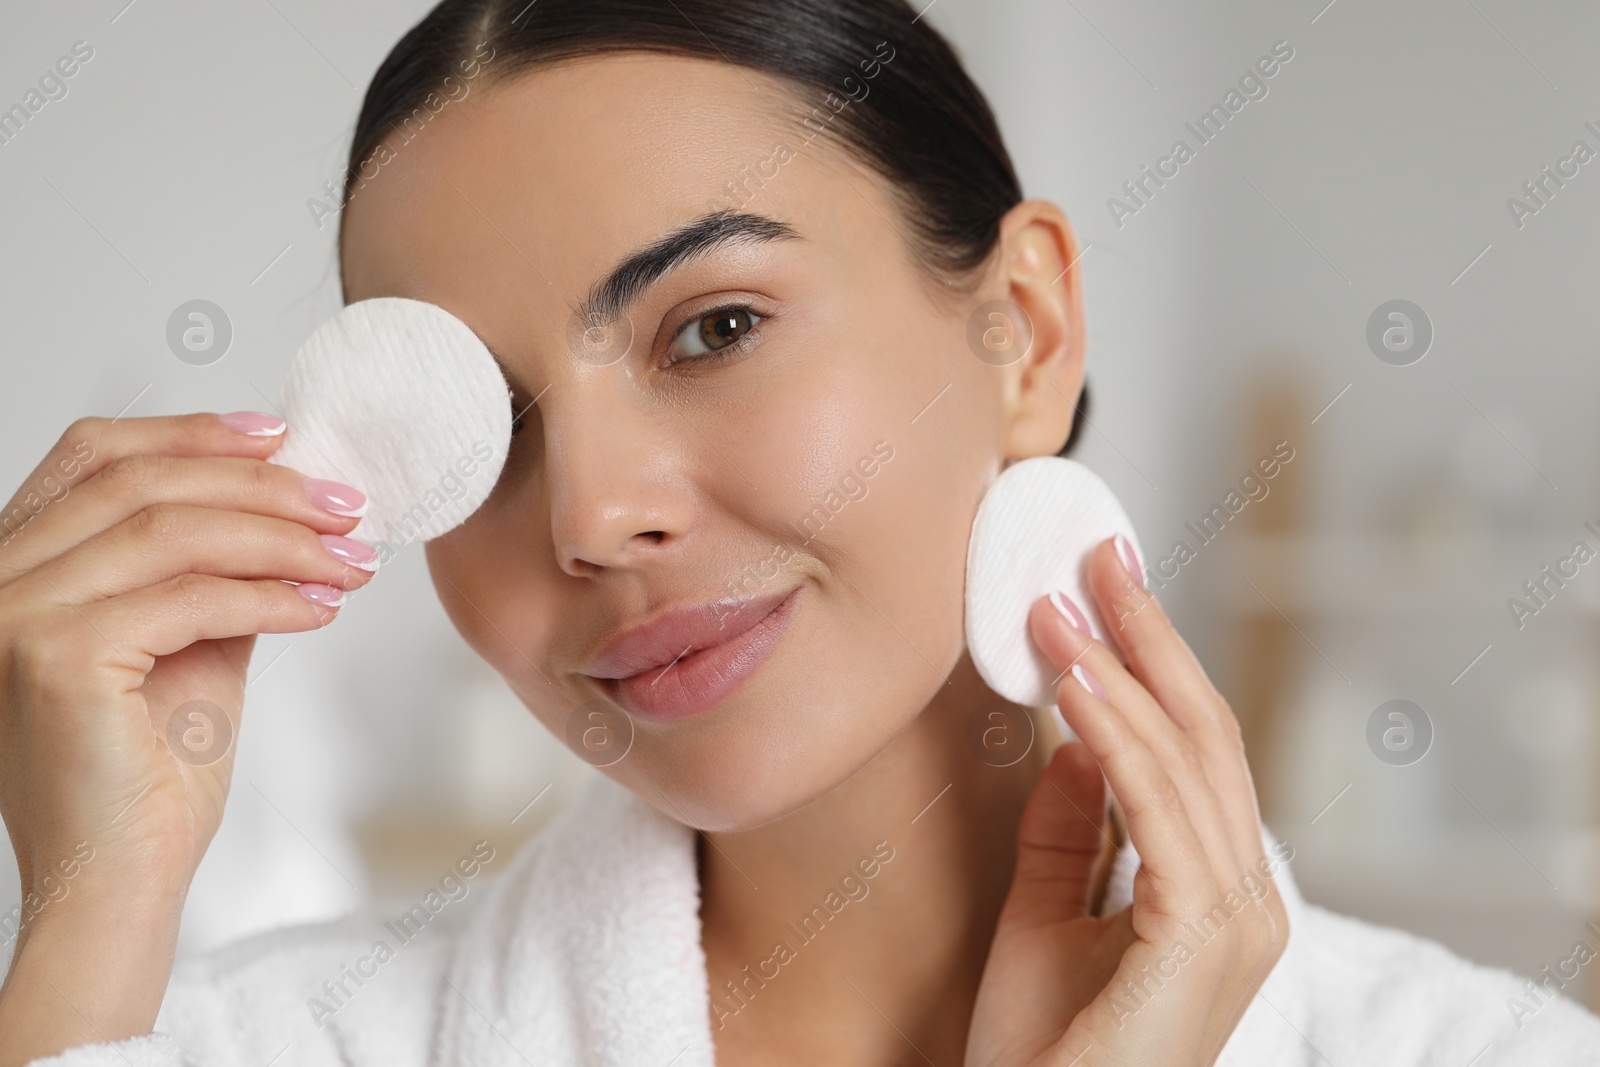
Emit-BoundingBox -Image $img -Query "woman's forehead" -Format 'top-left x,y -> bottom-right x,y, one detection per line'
339,53 -> 886,310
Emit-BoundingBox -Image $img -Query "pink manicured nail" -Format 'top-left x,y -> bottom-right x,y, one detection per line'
297,582 -> 346,607
1115,534 -> 1145,590
1048,590 -> 1092,635
304,478 -> 368,518
1071,663 -> 1106,700
218,411 -> 286,437
319,534 -> 379,572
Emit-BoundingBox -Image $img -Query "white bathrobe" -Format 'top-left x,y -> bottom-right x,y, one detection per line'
27,771 -> 1600,1066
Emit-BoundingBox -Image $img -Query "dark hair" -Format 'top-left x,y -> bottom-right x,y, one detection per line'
339,0 -> 1086,456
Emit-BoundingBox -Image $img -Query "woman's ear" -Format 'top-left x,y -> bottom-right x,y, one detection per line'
988,199 -> 1086,461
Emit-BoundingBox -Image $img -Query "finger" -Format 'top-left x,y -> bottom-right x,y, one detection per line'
1087,538 -> 1235,750
18,574 -> 344,695
1042,636 -> 1215,918
1083,538 -> 1266,860
1032,596 -> 1246,898
1000,741 -> 1110,929
0,447 -> 366,583
1087,540 -> 1217,722
73,573 -> 346,670
20,504 -> 378,605
4,413 -> 288,515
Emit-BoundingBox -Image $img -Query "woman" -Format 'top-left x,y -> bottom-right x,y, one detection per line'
1,1 -> 1597,1064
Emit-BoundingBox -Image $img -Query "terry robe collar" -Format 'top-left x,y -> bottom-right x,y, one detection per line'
432,772 -> 1310,1066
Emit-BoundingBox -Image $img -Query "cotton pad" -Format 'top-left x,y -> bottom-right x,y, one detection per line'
964,457 -> 1144,718
268,297 -> 512,545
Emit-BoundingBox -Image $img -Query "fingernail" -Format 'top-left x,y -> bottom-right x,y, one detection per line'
1048,590 -> 1092,635
1071,663 -> 1106,700
218,411 -> 286,437
1115,534 -> 1145,591
304,478 -> 368,518
297,582 -> 347,607
319,534 -> 380,572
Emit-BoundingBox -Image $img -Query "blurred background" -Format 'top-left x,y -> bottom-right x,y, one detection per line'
2,0 -> 1597,1011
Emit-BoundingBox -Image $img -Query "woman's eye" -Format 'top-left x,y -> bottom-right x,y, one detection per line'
668,305 -> 763,362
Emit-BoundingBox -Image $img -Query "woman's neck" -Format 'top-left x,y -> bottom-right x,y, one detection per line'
699,656 -> 1062,1066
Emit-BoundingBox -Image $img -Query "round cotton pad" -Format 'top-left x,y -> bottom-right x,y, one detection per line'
268,297 -> 512,546
964,457 -> 1144,714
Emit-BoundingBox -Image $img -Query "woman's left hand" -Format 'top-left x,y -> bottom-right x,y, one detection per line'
965,537 -> 1289,1067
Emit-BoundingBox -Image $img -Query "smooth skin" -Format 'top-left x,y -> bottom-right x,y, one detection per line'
966,541 -> 1286,1066
0,418 -> 376,1066
0,52 -> 1285,1066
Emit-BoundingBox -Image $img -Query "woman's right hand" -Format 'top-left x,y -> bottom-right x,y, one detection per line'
0,412 -> 377,1065
966,539 -> 1288,1067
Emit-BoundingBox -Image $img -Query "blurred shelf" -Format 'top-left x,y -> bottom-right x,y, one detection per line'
1188,531 -> 1600,618
1289,824 -> 1600,911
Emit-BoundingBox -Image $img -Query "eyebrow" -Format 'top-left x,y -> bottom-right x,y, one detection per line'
576,209 -> 802,326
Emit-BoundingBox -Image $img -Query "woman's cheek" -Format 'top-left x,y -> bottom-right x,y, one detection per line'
745,356 -> 980,672
854,345 -> 1004,667
844,421 -> 975,666
424,528 -> 555,685
713,358 -> 862,551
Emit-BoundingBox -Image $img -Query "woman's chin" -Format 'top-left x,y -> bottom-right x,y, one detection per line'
581,589 -> 964,833
611,689 -> 904,833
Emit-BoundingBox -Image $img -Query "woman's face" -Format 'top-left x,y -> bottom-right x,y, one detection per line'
341,53 -> 1081,831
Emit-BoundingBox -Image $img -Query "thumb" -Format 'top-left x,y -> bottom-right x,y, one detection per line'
999,740 -> 1110,930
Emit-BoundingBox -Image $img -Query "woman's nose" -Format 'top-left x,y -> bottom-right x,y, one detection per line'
541,394 -> 696,577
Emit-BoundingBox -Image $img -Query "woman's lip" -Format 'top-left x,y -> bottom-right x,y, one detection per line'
584,588 -> 795,680
597,587 -> 800,723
